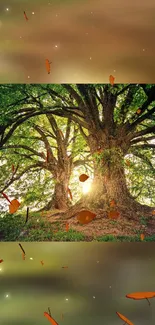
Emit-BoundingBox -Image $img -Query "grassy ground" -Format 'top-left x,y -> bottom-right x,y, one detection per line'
1,210 -> 155,242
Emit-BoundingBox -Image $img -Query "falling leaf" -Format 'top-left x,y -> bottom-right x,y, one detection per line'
2,192 -> 12,204
116,312 -> 134,325
22,253 -> 25,260
140,233 -> 145,241
126,292 -> 155,305
110,200 -> 116,207
44,312 -> 59,325
41,260 -> 44,266
79,174 -> 89,182
23,11 -> 28,21
65,223 -> 69,232
136,108 -> 141,114
25,207 -> 29,224
109,75 -> 115,86
19,243 -> 26,255
9,199 -> 20,214
0,259 -> 3,263
126,160 -> 130,167
45,59 -> 51,74
62,266 -> 68,269
77,210 -> 96,224
151,210 -> 155,215
108,210 -> 120,219
67,188 -> 73,200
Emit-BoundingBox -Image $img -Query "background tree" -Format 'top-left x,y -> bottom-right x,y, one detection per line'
0,113 -> 91,211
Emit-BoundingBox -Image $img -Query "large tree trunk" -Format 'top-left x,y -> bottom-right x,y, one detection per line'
51,181 -> 70,210
41,181 -> 71,211
40,166 -> 72,211
64,144 -> 154,220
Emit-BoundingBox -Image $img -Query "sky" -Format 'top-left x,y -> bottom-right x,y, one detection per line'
0,0 -> 155,83
1,242 -> 155,325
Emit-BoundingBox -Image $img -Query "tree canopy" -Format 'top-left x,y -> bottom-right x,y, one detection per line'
0,84 -> 155,219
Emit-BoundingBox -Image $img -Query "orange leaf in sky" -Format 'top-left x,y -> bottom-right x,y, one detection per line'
116,312 -> 134,325
9,199 -> 20,214
109,75 -> 115,86
79,174 -> 89,182
44,312 -> 59,325
45,59 -> 51,74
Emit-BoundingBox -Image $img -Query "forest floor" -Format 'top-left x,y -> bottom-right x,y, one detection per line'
1,209 -> 155,241
44,210 -> 155,240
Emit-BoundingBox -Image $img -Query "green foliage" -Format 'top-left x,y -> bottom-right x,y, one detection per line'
0,83 -> 155,213
0,213 -> 24,241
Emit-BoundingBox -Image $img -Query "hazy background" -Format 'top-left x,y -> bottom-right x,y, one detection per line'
0,0 -> 155,83
1,243 -> 155,325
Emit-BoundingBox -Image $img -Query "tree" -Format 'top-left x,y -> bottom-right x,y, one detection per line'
0,113 -> 90,210
0,84 -> 155,219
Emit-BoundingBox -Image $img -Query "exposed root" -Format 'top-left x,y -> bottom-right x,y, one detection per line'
59,197 -> 155,221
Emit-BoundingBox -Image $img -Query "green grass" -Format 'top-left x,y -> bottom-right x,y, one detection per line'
0,212 -> 86,241
1,212 -> 155,242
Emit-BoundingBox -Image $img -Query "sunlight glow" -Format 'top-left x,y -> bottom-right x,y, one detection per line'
82,181 -> 91,194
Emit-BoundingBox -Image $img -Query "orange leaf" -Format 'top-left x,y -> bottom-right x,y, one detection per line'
23,11 -> 28,21
116,312 -> 134,325
41,260 -> 44,266
109,75 -> 115,86
22,253 -> 25,260
126,292 -> 155,301
44,312 -> 59,325
110,200 -> 116,207
66,223 -> 69,232
136,108 -> 141,114
0,259 -> 3,263
77,210 -> 96,224
67,187 -> 73,200
45,59 -> 51,74
108,210 -> 120,219
79,174 -> 89,182
126,159 -> 130,167
9,199 -> 20,214
151,210 -> 155,215
127,292 -> 155,299
2,192 -> 12,204
140,233 -> 145,241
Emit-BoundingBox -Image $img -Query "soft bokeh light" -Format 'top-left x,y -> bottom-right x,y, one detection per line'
82,180 -> 92,194
0,243 -> 155,325
0,0 -> 155,82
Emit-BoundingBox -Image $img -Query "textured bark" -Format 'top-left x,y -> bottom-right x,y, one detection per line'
62,144 -> 155,221
52,182 -> 69,210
